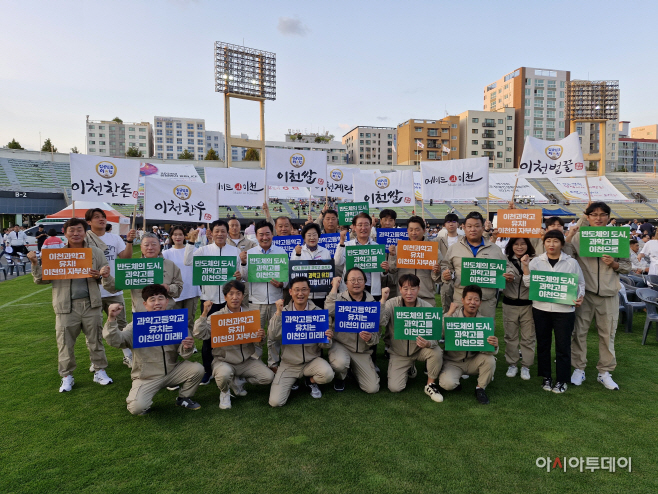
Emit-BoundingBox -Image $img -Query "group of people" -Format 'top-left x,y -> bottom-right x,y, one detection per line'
28,200 -> 630,416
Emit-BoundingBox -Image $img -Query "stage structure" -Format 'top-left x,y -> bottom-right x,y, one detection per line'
214,42 -> 276,169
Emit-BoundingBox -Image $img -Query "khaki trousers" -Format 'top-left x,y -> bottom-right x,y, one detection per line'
420,296 -> 436,307
440,283 -> 454,317
387,347 -> 443,393
174,297 -> 199,336
328,341 -> 379,394
213,358 -> 275,393
439,353 -> 496,390
255,303 -> 279,367
102,294 -> 127,330
453,297 -> 497,319
55,298 -> 107,377
269,357 -> 334,407
126,361 -> 204,415
502,303 -> 536,367
572,291 -> 618,373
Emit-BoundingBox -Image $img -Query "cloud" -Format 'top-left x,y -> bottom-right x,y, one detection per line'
277,17 -> 309,36
376,116 -> 388,121
338,123 -> 351,130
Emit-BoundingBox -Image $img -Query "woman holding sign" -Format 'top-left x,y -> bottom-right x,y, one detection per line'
291,223 -> 332,308
522,230 -> 585,394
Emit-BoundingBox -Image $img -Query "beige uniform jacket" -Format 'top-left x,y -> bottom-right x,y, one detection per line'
388,236 -> 442,301
130,258 -> 183,312
380,296 -> 438,359
443,307 -> 498,362
325,290 -> 381,354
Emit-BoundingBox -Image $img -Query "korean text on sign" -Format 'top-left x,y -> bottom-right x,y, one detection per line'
247,254 -> 289,283
41,248 -> 93,280
579,227 -> 630,258
289,260 -> 335,292
529,271 -> 579,305
70,154 -> 140,205
393,307 -> 443,340
345,245 -> 385,273
210,309 -> 261,348
495,209 -> 542,238
132,309 -> 187,348
395,240 -> 438,269
282,311 -> 329,344
318,232 -> 348,256
272,236 -> 303,256
334,301 -> 380,333
443,317 -> 495,351
115,258 -> 164,290
337,202 -> 369,226
461,258 -> 507,289
376,228 -> 409,253
192,256 -> 237,285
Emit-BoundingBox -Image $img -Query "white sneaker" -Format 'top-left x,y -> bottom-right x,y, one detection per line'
219,390 -> 232,409
309,383 -> 322,399
462,374 -> 469,380
597,372 -> 619,390
230,376 -> 247,397
59,375 -> 74,392
123,355 -> 133,368
520,367 -> 531,381
571,369 -> 586,386
93,369 -> 113,385
89,364 -> 95,372
424,383 -> 444,403
506,365 -> 518,378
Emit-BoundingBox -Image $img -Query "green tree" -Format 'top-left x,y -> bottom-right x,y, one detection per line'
178,149 -> 195,160
41,138 -> 57,152
112,117 -> 123,124
205,148 -> 220,160
7,139 -> 23,149
70,146 -> 79,154
125,146 -> 143,157
244,148 -> 260,161
588,163 -> 598,172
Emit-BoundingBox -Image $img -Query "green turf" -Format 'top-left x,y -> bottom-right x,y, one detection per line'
1,263 -> 657,493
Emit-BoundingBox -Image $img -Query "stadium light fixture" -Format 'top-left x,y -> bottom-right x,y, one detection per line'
214,41 -> 276,101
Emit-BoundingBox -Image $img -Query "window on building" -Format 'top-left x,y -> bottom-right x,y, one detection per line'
497,141 -> 503,146
187,124 -> 194,129
166,138 -> 173,144
525,99 -> 531,107
471,151 -> 478,156
546,131 -> 555,139
472,118 -> 479,123
167,153 -> 173,159
498,119 -> 503,124
139,135 -> 145,139
472,129 -> 478,134
507,137 -> 512,141
506,147 -> 512,151
534,120 -> 543,128
177,138 -> 182,144
524,119 -> 530,127
88,133 -> 95,137
525,88 -> 531,96
188,131 -> 193,137
188,139 -> 194,144
498,130 -> 503,135
89,140 -> 95,145
451,136 -> 457,140
428,151 -> 437,159
559,101 -> 564,108
559,121 -> 565,129
451,147 -> 457,151
175,123 -> 181,129
99,126 -> 105,130
507,126 -> 512,130
451,124 -> 457,128
197,132 -> 203,138
197,139 -> 203,145
472,140 -> 478,145
414,127 -> 422,132
428,128 -> 438,136
156,130 -> 162,136
560,81 -> 565,88
535,79 -> 544,87
526,78 -> 531,86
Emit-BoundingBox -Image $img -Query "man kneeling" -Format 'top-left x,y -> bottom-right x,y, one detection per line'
380,274 -> 444,402
439,285 -> 499,405
194,280 -> 274,409
268,277 -> 334,407
104,284 -> 204,415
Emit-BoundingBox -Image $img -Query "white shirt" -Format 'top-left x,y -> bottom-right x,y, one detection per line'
240,243 -> 288,305
640,240 -> 658,275
9,230 -> 27,246
447,235 -> 459,247
163,246 -> 201,301
334,237 -> 384,296
523,252 -> 586,313
185,242 -> 240,304
96,232 -> 126,298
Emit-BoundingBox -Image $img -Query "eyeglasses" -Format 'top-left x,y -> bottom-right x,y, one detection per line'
291,288 -> 310,294
305,233 -> 319,239
347,278 -> 365,284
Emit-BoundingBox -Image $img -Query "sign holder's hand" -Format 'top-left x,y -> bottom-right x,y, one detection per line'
100,265 -> 111,278
487,335 -> 499,348
182,336 -> 195,349
441,269 -> 452,282
202,300 -> 214,317
275,298 -> 284,315
27,251 -> 38,265
359,331 -> 372,342
107,303 -> 123,322
380,287 -> 390,303
574,296 -> 584,307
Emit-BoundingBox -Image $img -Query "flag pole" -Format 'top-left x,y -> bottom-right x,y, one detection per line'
131,204 -> 137,230
511,176 -> 519,203
584,174 -> 592,204
71,200 -> 76,219
325,162 -> 328,207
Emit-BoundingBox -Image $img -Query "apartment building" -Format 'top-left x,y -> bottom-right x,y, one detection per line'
396,116 -> 460,166
86,119 -> 152,158
153,116 -> 206,160
458,108 -> 515,169
342,126 -> 396,166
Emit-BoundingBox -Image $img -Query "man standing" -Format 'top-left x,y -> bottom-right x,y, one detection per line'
569,202 -> 631,390
8,224 -> 28,256
315,205 -> 340,234
85,208 -> 137,368
227,218 -> 256,252
36,225 -> 48,252
436,213 -> 463,316
27,218 -> 115,392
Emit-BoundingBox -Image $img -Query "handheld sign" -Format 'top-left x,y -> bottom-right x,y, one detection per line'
289,260 -> 334,292
210,309 -> 261,348
376,229 -> 408,253
41,248 -> 93,280
444,317 -> 495,352
345,244 -> 385,273
461,259 -> 506,289
318,232 -> 348,256
70,154 -> 139,204
115,258 -> 164,289
337,202 -> 369,226
495,209 -> 542,238
282,310 -> 329,344
132,309 -> 187,348
395,240 -> 439,270
247,254 -> 289,283
393,307 -> 443,340
579,227 -> 630,258
192,256 -> 237,285
272,236 -> 303,256
334,301 -> 380,333
529,271 -> 579,305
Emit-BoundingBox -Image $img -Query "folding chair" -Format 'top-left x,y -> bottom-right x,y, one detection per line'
618,286 -> 645,333
636,288 -> 658,345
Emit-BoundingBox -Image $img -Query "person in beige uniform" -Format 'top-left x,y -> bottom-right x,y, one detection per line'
380,274 -> 444,402
437,213 -> 463,316
104,284 -> 204,415
440,211 -> 506,319
567,202 -> 631,391
325,270 -> 385,393
438,285 -> 500,405
268,277 -> 334,407
193,280 -> 274,410
129,233 -> 183,313
227,218 -> 256,252
27,218 -> 116,393
376,209 -> 399,299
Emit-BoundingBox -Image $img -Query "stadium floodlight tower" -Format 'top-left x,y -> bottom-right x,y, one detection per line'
215,41 -> 276,169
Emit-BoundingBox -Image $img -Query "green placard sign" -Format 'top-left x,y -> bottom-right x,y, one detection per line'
579,227 -> 630,258
193,256 -> 237,285
529,270 -> 579,305
247,254 -> 289,283
346,244 -> 385,272
393,307 -> 443,340
444,317 -> 495,352
337,202 -> 369,226
461,258 -> 506,289
115,258 -> 164,290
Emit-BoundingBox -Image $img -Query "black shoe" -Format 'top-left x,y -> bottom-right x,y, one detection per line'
334,379 -> 345,392
291,382 -> 299,391
475,387 -> 490,405
176,396 -> 201,410
541,377 -> 553,391
383,350 -> 390,360
199,372 -> 213,385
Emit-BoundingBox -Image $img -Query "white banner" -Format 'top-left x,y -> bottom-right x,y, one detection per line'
204,168 -> 266,207
488,173 -> 549,203
311,166 -> 358,198
420,158 -> 489,201
70,154 -> 140,204
549,176 -> 632,203
353,170 -> 415,207
268,185 -> 311,200
266,148 -> 327,189
518,133 -> 586,178
144,177 -> 218,223
138,162 -> 201,197
413,171 -> 422,201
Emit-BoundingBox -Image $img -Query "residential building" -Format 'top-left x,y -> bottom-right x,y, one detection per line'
153,116 -> 206,160
458,108 -> 515,169
483,67 -> 570,166
342,126 -> 396,166
619,121 -> 630,138
86,119 -> 152,158
205,130 -> 225,160
618,138 -> 658,173
266,140 -> 347,165
396,116 -> 460,166
230,133 -> 249,162
631,124 -> 658,140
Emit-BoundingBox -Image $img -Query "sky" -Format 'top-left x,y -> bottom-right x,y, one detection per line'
1,0 -> 657,153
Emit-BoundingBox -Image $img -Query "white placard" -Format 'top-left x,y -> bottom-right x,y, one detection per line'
488,173 -> 549,203
144,177 -> 219,223
138,163 -> 201,197
204,168 -> 266,207
266,148 -> 327,188
413,171 -> 422,201
421,158 -> 489,201
550,176 -> 632,203
70,154 -> 140,204
518,133 -> 586,178
353,170 -> 415,207
268,186 -> 311,200
312,166 -> 358,198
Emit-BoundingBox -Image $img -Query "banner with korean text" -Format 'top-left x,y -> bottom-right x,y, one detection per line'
289,259 -> 334,292
420,158 -> 488,201
192,256 -> 238,285
204,167 -> 266,207
144,177 -> 218,223
376,229 -> 409,253
70,154 -> 140,204
282,311 -> 330,344
318,232 -> 348,256
267,186 -> 311,200
495,209 -> 543,238
41,248 -> 93,280
312,166 -> 358,198
529,271 -> 579,305
579,227 -> 630,257
132,309 -> 188,348
334,301 -> 380,333
461,258 -> 507,289
395,240 -> 439,269
518,133 -> 586,178
337,202 -> 369,225
138,162 -> 201,197
444,317 -> 495,351
393,307 -> 443,340
272,236 -> 303,256
345,245 -> 385,272
115,258 -> 164,289
413,171 -> 422,201
488,173 -> 549,203
210,310 -> 261,348
247,254 -> 289,282
353,170 -> 415,207
266,148 -> 327,189
549,176 -> 632,203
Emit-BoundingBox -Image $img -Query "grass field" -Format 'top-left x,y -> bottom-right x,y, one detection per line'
2,255 -> 657,493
